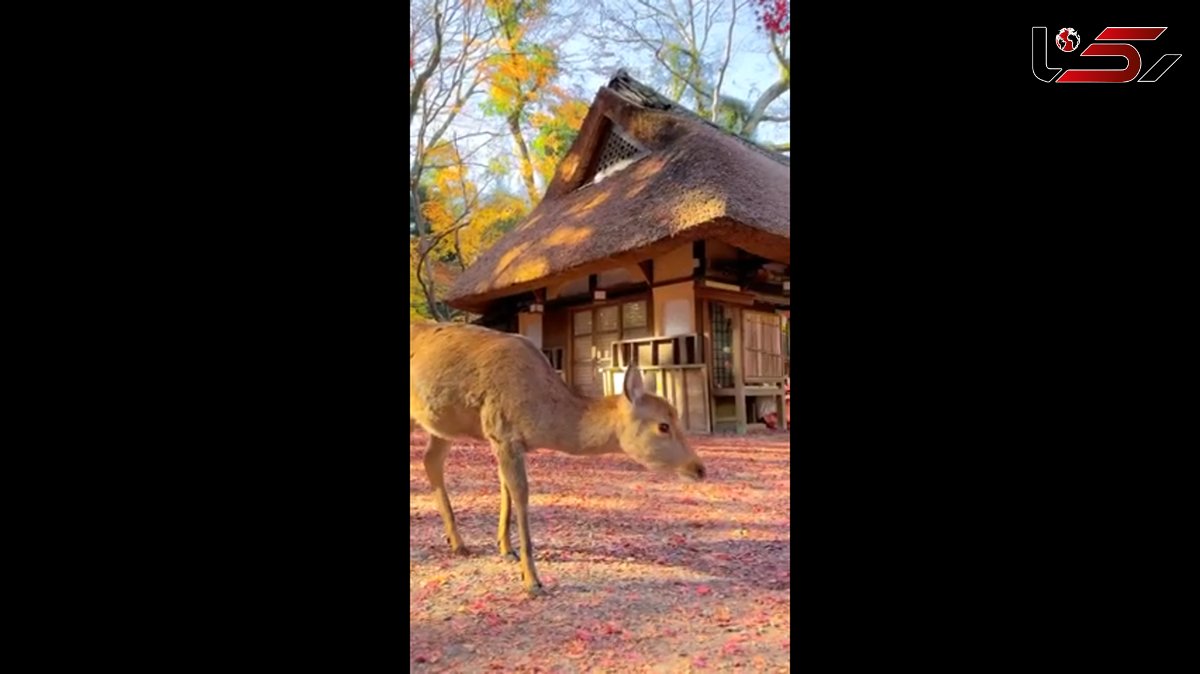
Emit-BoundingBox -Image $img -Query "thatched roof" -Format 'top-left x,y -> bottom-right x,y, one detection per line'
445,70 -> 791,313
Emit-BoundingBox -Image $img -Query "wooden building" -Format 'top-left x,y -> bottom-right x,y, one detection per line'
445,70 -> 790,434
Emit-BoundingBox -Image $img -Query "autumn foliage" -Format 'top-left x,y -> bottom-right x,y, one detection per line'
409,0 -> 589,321
753,0 -> 790,35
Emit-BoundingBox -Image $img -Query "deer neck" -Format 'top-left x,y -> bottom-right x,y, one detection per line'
543,394 -> 624,456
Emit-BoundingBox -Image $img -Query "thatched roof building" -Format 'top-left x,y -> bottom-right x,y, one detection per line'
447,70 -> 789,313
445,70 -> 790,434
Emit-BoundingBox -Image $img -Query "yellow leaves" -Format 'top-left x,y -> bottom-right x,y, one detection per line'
420,201 -> 454,231
434,164 -> 465,192
559,99 -> 589,130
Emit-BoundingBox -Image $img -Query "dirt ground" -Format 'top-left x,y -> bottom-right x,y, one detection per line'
409,431 -> 791,672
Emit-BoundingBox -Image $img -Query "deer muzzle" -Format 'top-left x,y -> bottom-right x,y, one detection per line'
679,460 -> 706,481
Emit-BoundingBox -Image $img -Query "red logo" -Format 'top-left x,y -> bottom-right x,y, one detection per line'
1056,28 -> 1080,52
1032,26 -> 1182,83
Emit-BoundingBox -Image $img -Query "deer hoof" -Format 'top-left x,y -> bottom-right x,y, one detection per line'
524,582 -> 545,597
450,544 -> 472,557
499,549 -> 520,562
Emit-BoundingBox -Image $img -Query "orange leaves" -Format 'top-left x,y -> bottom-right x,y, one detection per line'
558,99 -> 589,129
484,48 -> 556,116
419,200 -> 454,232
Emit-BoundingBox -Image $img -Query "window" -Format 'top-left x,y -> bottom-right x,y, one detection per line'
621,300 -> 649,339
570,298 -> 650,397
711,303 -> 734,388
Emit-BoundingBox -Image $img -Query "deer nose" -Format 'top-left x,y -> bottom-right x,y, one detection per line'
689,461 -> 706,481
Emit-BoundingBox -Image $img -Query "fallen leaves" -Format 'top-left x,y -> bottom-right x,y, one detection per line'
409,431 -> 791,670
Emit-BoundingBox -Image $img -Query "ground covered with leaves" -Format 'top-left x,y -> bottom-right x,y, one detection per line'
409,431 -> 791,672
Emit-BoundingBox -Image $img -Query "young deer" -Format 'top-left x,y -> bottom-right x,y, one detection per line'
410,322 -> 705,596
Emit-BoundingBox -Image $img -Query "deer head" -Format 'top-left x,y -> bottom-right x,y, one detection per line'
615,365 -> 706,481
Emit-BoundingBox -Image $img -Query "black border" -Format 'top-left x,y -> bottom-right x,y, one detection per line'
42,2 -> 1192,669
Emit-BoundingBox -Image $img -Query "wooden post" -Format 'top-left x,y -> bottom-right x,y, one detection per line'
730,304 -> 746,434
701,297 -> 715,434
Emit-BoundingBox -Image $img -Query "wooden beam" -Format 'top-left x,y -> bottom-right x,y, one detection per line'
750,292 -> 791,307
695,286 -> 755,306
730,304 -> 746,434
637,259 -> 654,285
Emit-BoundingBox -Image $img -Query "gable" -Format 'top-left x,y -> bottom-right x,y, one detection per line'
587,123 -> 648,184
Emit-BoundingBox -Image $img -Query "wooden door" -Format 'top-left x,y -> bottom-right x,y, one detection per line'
742,311 -> 784,380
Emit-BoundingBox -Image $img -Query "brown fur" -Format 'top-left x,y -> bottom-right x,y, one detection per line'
410,322 -> 704,595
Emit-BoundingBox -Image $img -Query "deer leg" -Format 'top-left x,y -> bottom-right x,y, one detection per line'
424,434 -> 469,556
495,440 -> 543,595
497,479 -> 518,561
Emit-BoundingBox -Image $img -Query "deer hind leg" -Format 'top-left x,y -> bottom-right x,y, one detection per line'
494,438 -> 543,595
424,434 -> 469,556
497,479 -> 518,560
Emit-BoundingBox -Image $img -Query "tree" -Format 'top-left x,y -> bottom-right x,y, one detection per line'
582,0 -> 789,142
413,139 -> 531,322
482,0 -> 586,204
410,0 -> 584,320
410,0 -> 495,320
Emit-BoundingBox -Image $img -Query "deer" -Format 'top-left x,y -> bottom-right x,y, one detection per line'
410,322 -> 705,596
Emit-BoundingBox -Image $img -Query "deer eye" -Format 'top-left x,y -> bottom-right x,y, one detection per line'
658,423 -> 670,434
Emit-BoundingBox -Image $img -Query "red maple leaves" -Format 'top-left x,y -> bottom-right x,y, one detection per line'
409,431 -> 792,669
753,0 -> 790,35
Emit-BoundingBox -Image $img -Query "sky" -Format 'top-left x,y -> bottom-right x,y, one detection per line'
558,18 -> 790,148
417,7 -> 789,198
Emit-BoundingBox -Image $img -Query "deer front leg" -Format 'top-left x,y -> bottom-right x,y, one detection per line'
495,440 -> 543,595
424,434 -> 469,556
497,479 -> 518,561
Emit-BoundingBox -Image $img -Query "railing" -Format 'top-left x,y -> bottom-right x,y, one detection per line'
605,333 -> 702,369
600,363 -> 711,434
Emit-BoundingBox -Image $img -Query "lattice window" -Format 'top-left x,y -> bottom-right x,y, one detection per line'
592,126 -> 644,179
711,302 -> 734,388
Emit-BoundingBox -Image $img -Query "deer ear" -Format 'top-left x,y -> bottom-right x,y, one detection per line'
623,365 -> 645,403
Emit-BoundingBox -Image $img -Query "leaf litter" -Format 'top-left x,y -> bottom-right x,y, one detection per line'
410,430 -> 791,671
